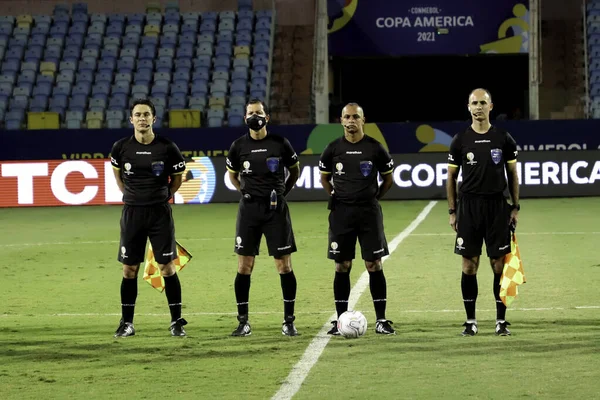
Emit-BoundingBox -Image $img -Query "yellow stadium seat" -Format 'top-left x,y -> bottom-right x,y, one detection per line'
40,61 -> 56,74
144,24 -> 160,37
16,14 -> 33,28
86,111 -> 104,129
169,110 -> 201,128
146,1 -> 161,13
234,46 -> 251,57
209,96 -> 226,107
27,112 -> 60,130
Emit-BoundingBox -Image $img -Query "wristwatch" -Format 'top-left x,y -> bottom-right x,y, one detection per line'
449,209 -> 456,215
511,204 -> 520,211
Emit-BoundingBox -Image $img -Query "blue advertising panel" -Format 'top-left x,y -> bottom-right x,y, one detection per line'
327,0 -> 529,56
1,119 -> 600,161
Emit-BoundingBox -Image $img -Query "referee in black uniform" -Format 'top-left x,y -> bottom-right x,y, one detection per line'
111,99 -> 188,337
446,88 -> 520,337
319,103 -> 396,335
226,99 -> 301,337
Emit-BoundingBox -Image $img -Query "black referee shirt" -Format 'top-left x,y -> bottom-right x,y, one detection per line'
319,135 -> 394,204
110,135 -> 186,205
448,126 -> 518,196
226,133 -> 299,197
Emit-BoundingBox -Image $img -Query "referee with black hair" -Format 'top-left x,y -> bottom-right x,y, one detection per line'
447,88 -> 520,337
226,99 -> 301,337
111,99 -> 188,338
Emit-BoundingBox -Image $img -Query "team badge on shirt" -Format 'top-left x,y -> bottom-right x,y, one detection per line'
266,157 -> 280,173
359,161 -> 373,177
490,148 -> 503,165
151,161 -> 165,176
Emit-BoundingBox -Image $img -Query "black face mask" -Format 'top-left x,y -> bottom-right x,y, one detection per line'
246,115 -> 267,131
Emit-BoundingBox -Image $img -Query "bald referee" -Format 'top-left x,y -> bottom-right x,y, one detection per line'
446,88 -> 520,337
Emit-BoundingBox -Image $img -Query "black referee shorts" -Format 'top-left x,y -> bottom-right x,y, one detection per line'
327,201 -> 389,262
234,196 -> 297,258
454,194 -> 511,259
118,203 -> 177,265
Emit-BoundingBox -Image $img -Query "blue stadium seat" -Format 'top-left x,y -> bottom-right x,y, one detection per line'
138,47 -> 155,60
228,114 -> 245,127
181,21 -> 198,35
254,42 -> 270,57
180,33 -> 197,47
56,72 -> 74,85
109,94 -> 128,110
78,60 -> 96,73
168,95 -> 187,109
175,58 -> 192,72
72,82 -> 91,97
237,19 -> 253,33
200,20 -> 216,34
69,94 -> 88,112
106,24 -> 124,37
188,96 -> 206,110
98,59 -> 116,74
95,72 -> 113,85
131,84 -> 149,97
230,81 -> 247,97
193,56 -> 212,70
182,12 -> 199,23
236,32 -> 252,46
62,48 -> 81,63
214,55 -> 231,72
32,83 -> 52,97
30,95 -> 48,112
112,82 -> 130,96
170,82 -> 188,96
238,10 -> 254,20
238,0 -> 253,11
191,81 -> 208,97
198,33 -> 215,45
134,70 -> 152,85
101,47 -> 119,61
89,98 -> 106,112
229,95 -> 246,106
114,72 -> 132,84
160,33 -> 177,49
154,58 -> 171,73
164,10 -> 180,25
84,34 -> 103,50
49,95 -> 68,109
128,13 -> 145,26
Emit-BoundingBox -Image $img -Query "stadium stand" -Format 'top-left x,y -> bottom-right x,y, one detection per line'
0,0 -> 274,129
588,0 -> 600,117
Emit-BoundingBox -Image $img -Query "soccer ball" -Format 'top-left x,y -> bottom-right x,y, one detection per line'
337,310 -> 367,338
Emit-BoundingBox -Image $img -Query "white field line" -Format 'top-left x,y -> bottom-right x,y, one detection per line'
270,200 -> 438,400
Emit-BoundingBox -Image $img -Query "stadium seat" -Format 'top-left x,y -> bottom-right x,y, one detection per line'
27,111 -> 60,129
169,109 -> 201,128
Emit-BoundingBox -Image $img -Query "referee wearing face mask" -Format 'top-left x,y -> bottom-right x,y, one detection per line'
225,99 -> 301,337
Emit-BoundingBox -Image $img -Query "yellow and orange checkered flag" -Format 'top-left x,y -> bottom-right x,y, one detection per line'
143,240 -> 192,293
499,231 -> 526,307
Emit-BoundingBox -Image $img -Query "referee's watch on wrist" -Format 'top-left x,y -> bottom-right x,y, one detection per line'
449,208 -> 456,215
511,204 -> 520,211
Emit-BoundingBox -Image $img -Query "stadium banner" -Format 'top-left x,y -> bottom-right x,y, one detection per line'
1,118 -> 600,161
327,0 -> 529,56
2,150 -> 600,207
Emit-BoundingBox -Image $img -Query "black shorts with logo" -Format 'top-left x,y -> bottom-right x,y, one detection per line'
234,195 -> 297,258
327,200 -> 389,262
118,203 -> 177,265
454,193 -> 511,258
